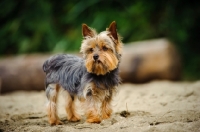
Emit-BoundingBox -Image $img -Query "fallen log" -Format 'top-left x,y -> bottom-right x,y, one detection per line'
120,38 -> 181,83
0,55 -> 49,93
0,38 -> 181,93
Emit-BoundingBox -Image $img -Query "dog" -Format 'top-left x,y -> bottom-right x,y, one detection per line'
43,21 -> 123,125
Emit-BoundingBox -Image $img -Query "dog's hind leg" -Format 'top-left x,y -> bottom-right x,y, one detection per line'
46,84 -> 63,125
63,90 -> 81,122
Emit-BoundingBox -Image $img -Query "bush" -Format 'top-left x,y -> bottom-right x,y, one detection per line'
0,0 -> 200,79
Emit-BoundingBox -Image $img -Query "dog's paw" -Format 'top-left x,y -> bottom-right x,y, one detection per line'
49,119 -> 63,126
68,116 -> 81,122
86,117 -> 101,124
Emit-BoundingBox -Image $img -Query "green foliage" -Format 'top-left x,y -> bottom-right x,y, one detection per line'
0,0 -> 200,79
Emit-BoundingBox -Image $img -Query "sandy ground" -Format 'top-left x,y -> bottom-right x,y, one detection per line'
0,81 -> 200,132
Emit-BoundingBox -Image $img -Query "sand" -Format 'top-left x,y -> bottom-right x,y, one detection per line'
0,81 -> 200,132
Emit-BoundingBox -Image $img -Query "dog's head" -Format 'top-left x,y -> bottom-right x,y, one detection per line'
80,21 -> 123,75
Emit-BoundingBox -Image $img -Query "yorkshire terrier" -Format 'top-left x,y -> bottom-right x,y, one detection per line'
43,21 -> 123,125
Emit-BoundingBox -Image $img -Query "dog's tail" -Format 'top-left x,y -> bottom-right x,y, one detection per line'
43,54 -> 66,73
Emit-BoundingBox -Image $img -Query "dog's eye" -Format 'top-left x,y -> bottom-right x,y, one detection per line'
89,48 -> 93,52
102,46 -> 108,51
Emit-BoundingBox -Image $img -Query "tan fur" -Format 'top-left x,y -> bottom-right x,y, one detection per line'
46,84 -> 63,125
86,108 -> 101,123
63,90 -> 80,122
85,52 -> 118,75
101,97 -> 113,120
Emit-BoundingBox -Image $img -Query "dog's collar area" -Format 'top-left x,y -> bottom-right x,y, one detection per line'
85,67 -> 120,90
89,67 -> 118,76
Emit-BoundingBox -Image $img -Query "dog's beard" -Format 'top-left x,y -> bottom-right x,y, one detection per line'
91,60 -> 108,75
85,57 -> 108,75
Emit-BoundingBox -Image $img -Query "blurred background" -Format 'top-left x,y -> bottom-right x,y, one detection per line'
0,0 -> 200,93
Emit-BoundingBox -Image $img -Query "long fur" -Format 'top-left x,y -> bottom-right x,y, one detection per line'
43,54 -> 120,96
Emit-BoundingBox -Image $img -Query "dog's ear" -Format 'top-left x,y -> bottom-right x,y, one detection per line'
108,21 -> 118,40
82,24 -> 95,38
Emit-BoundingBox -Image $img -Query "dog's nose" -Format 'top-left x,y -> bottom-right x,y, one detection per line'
93,54 -> 99,60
